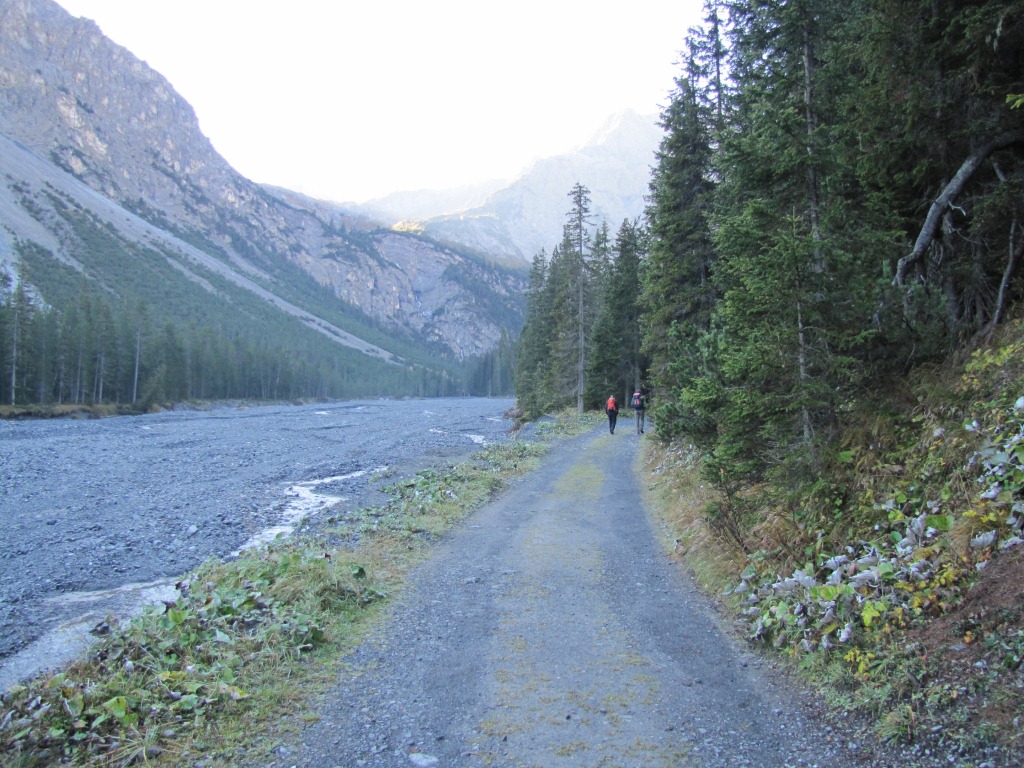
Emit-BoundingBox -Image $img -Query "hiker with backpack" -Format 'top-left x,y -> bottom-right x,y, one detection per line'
605,394 -> 619,434
631,390 -> 646,434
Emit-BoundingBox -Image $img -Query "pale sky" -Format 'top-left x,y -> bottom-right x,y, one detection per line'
55,1 -> 704,203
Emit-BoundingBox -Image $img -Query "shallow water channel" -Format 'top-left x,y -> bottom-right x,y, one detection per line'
0,397 -> 514,689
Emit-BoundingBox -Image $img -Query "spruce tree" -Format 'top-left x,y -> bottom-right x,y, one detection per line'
642,28 -> 721,443
587,219 -> 647,408
514,251 -> 554,417
565,183 -> 595,412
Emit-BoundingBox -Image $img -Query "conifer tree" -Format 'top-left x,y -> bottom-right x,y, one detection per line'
587,219 -> 647,407
514,251 -> 555,417
642,25 -> 721,443
701,0 -> 881,481
565,183 -> 595,412
546,232 -> 584,409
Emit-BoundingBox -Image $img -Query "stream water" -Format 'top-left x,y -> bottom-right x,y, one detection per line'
0,397 -> 515,689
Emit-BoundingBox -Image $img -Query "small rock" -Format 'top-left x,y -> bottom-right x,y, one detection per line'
409,754 -> 439,767
91,620 -> 111,636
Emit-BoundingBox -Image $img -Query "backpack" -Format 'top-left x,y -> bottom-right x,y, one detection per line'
631,392 -> 642,409
606,396 -> 617,412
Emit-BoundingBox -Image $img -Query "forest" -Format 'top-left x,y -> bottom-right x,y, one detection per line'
517,0 -> 1022,489
515,0 -> 1023,756
0,196 -> 514,410
0,261 -> 482,411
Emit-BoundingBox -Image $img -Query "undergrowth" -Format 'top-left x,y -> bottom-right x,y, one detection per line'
0,546 -> 379,767
0,411 -> 591,767
320,439 -> 548,541
644,316 -> 1024,766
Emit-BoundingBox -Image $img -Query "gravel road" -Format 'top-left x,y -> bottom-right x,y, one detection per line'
264,425 -> 871,768
0,398 -> 515,686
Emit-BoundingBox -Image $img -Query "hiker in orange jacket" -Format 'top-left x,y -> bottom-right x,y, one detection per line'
606,394 -> 619,434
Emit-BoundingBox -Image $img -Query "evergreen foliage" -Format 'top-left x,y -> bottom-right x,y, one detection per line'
0,187 -> 526,408
0,249 -> 458,409
639,0 -> 1024,488
641,31 -> 721,444
585,219 -> 648,407
0,258 -> 465,408
552,4 -> 1022,749
514,185 -> 647,418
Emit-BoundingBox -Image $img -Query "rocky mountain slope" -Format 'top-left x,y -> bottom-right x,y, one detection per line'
418,110 -> 662,262
0,0 -> 525,364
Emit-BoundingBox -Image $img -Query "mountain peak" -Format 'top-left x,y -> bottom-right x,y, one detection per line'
0,0 -> 527,374
418,111 -> 662,262
584,109 -> 658,148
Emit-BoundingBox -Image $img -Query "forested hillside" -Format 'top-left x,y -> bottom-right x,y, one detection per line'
516,0 -> 1022,762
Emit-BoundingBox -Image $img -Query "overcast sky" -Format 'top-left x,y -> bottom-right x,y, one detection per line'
55,0 -> 704,203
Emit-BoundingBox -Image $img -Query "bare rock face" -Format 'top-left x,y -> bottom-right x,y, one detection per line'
0,0 -> 524,359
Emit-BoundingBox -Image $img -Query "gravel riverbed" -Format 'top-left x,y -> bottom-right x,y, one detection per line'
0,397 -> 515,686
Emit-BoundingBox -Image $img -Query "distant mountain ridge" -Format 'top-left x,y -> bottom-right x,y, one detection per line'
341,111 -> 661,264
0,0 -> 661,399
419,111 -> 661,262
351,179 -> 509,224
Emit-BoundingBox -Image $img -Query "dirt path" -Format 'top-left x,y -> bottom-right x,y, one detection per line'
268,426 -> 861,768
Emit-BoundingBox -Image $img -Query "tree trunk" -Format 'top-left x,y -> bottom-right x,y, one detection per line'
796,288 -> 814,451
95,350 -> 104,403
577,275 -> 585,412
802,11 -> 823,268
9,302 -> 17,406
894,130 -> 1024,285
132,325 -> 141,403
984,217 -> 1023,336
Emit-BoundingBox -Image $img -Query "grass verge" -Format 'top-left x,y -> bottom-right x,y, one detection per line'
0,410 -> 595,767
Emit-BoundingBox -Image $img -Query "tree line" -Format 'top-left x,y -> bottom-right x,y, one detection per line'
514,183 -> 648,418
0,267 -> 469,410
0,176 -> 519,410
517,0 -> 1023,491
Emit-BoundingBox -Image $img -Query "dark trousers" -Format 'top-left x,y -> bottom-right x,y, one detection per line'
607,409 -> 617,433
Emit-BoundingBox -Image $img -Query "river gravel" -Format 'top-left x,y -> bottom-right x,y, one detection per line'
0,397 -> 515,685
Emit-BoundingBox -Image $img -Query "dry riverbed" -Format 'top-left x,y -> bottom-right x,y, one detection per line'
0,398 -> 515,688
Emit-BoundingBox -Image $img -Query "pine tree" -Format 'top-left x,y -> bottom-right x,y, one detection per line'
699,0 -> 817,477
546,233 -> 583,409
565,182 -> 595,412
587,219 -> 647,408
641,24 -> 722,442
514,251 -> 556,417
